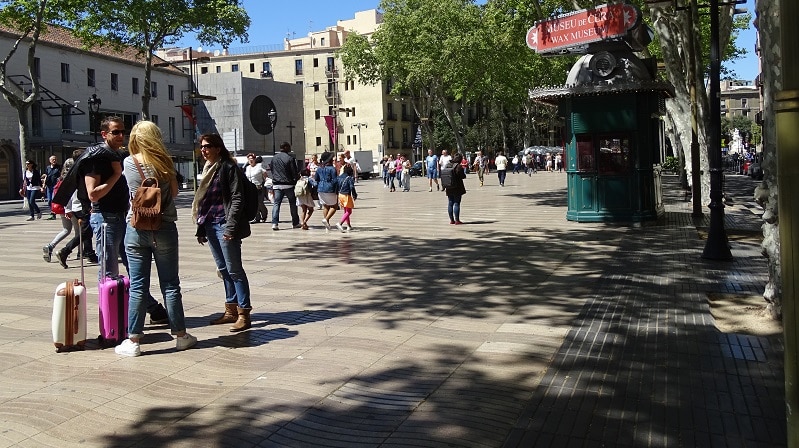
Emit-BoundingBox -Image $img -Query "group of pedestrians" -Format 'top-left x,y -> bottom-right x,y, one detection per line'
380,153 -> 412,192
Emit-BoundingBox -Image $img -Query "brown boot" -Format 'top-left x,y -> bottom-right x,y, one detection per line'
229,307 -> 251,332
210,303 -> 238,325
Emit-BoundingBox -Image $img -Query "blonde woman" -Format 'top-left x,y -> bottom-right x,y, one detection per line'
115,120 -> 196,356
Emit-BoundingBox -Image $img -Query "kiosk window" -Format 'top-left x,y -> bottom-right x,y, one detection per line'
597,136 -> 631,174
576,134 -> 594,172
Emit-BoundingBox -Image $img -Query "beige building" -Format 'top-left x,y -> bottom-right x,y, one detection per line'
720,79 -> 760,120
160,9 -> 419,167
0,25 -> 193,200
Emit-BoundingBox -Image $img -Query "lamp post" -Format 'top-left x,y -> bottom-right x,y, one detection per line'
701,0 -> 732,261
268,108 -> 277,154
352,122 -> 367,151
378,119 -> 385,156
87,94 -> 101,142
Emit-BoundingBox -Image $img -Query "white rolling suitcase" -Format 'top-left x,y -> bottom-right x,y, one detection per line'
52,219 -> 88,352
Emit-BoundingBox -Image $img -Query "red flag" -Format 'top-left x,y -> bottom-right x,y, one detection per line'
324,115 -> 337,147
180,105 -> 196,125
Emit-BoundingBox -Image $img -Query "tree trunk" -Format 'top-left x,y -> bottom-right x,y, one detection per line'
755,0 -> 782,319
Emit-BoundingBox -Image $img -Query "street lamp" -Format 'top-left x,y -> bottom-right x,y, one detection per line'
268,108 -> 277,154
87,94 -> 101,142
378,119 -> 385,156
352,123 -> 367,151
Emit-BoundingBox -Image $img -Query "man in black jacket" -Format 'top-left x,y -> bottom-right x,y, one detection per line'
269,142 -> 300,231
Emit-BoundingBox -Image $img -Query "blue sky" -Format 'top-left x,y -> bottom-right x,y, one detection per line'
177,0 -> 759,81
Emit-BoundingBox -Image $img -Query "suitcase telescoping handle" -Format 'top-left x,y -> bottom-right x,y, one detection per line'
77,218 -> 85,287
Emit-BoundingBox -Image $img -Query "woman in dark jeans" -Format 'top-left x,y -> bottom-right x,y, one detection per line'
22,160 -> 43,221
444,153 -> 467,225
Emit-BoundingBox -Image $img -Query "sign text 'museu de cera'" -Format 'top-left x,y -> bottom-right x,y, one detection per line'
526,3 -> 639,55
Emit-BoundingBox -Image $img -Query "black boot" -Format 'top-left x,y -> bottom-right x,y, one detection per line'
148,303 -> 169,325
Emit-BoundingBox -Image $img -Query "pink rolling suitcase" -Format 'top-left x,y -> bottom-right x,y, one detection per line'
52,219 -> 88,352
97,223 -> 129,347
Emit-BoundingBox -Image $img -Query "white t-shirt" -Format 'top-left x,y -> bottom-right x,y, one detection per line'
245,164 -> 267,187
439,155 -> 452,169
495,155 -> 508,170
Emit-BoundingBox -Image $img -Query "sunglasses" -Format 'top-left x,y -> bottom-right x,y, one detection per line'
200,144 -> 214,149
107,129 -> 125,135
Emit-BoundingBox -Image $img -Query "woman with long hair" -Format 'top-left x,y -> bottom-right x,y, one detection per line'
192,133 -> 253,332
115,120 -> 196,356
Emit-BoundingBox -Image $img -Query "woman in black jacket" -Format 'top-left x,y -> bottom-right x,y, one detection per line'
192,133 -> 253,332
445,153 -> 467,225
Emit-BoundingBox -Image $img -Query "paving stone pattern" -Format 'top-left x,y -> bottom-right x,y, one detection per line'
0,169 -> 784,447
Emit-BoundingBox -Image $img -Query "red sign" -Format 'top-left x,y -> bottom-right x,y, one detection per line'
526,3 -> 639,54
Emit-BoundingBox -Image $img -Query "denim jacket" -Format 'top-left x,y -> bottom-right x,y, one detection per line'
337,174 -> 357,199
314,165 -> 339,193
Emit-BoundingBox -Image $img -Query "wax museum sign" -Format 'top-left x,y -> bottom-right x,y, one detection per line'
526,3 -> 640,55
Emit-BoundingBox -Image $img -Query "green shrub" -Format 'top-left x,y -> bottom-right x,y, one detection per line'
662,156 -> 679,173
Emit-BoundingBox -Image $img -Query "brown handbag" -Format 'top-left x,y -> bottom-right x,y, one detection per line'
130,160 -> 162,231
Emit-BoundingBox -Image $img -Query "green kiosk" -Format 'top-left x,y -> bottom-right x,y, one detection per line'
526,3 -> 674,222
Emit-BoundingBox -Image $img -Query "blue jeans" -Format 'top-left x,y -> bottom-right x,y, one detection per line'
204,221 -> 251,309
25,189 -> 41,217
271,187 -> 299,227
125,222 -> 186,339
497,169 -> 507,186
448,194 -> 462,222
46,185 -> 55,205
91,211 -> 126,281
91,211 -> 161,313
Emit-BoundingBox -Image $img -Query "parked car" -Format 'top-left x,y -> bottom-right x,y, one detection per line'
408,161 -> 424,177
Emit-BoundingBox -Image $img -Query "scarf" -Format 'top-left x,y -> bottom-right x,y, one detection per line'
192,160 -> 220,223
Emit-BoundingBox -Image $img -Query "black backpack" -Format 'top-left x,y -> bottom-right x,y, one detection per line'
236,166 -> 259,222
440,163 -> 455,189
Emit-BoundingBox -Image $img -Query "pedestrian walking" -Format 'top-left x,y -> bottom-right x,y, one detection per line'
445,153 -> 467,224
21,160 -> 43,221
425,149 -> 440,192
115,120 -> 196,356
244,153 -> 269,223
386,155 -> 397,192
315,151 -> 340,231
42,157 -> 75,262
295,175 -> 315,230
473,150 -> 487,187
495,151 -> 509,187
401,155 -> 411,192
269,142 -> 301,231
335,165 -> 358,232
44,155 -> 61,219
192,133 -> 253,332
54,149 -> 97,268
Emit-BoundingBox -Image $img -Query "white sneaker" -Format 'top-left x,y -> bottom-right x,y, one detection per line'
272,224 -> 279,231
335,222 -> 345,233
175,333 -> 197,351
322,219 -> 330,230
115,339 -> 141,357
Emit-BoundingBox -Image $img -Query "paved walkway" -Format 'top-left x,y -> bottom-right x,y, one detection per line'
0,168 -> 785,447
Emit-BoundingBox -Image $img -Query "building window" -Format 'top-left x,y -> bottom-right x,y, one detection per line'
33,57 -> 40,79
231,63 -> 239,72
151,81 -> 158,97
313,58 -> 319,68
295,59 -> 303,76
353,134 -> 358,146
168,117 -> 176,143
741,98 -> 748,108
327,57 -> 335,72
402,128 -> 408,145
314,83 -> 319,92
201,66 -> 208,74
152,114 -> 159,125
347,135 -> 351,145
351,107 -> 355,116
132,77 -> 139,94
87,68 -> 95,87
262,61 -> 271,72
61,104 -> 72,132
168,84 -> 174,101
249,63 -> 255,72
315,110 -> 321,119
61,63 -> 70,83
215,66 -> 221,73
316,136 -> 322,146
111,73 -> 118,91
32,102 -> 42,136
321,38 -> 326,46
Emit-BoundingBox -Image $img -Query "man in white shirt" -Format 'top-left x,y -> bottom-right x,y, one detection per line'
245,153 -> 269,223
439,149 -> 453,170
494,151 -> 509,187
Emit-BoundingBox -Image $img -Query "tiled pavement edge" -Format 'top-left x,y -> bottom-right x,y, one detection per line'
504,176 -> 786,448
0,170 -> 784,447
